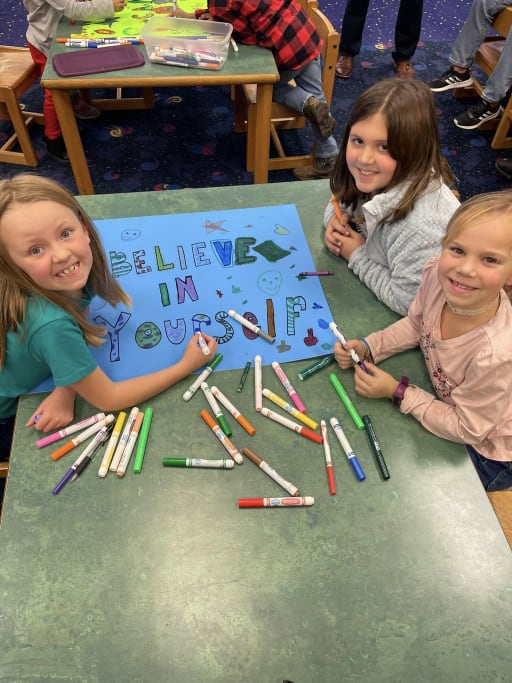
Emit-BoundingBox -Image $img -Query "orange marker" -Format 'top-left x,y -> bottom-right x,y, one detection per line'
50,415 -> 115,461
210,386 -> 256,436
200,409 -> 243,464
330,194 -> 344,222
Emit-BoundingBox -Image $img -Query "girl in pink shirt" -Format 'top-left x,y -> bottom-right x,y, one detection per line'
335,190 -> 512,491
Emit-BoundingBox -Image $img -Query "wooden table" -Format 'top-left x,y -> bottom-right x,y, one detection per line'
1,181 -> 511,683
41,22 -> 279,195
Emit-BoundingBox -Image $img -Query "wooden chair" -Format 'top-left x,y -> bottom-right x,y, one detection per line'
0,461 -> 7,479
0,46 -> 44,166
233,0 -> 339,172
455,6 -> 512,149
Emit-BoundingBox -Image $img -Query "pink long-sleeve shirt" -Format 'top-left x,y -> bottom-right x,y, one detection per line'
366,255 -> 512,461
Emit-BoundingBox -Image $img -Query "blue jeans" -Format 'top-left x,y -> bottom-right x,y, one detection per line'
466,445 -> 512,492
449,0 -> 512,102
273,57 -> 339,159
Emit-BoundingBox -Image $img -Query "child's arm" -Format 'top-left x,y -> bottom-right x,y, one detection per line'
25,386 -> 76,433
66,0 -> 126,21
69,333 -> 218,412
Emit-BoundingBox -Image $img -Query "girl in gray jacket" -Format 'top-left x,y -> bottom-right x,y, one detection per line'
324,79 -> 459,316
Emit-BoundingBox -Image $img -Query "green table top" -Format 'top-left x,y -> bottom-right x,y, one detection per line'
1,180 -> 511,683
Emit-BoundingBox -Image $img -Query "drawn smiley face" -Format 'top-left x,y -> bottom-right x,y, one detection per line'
257,270 -> 283,296
121,229 -> 141,241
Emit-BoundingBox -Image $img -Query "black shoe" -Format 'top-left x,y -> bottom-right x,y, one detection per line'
302,96 -> 336,138
454,98 -> 502,130
429,67 -> 473,92
43,134 -> 69,161
495,158 -> 512,180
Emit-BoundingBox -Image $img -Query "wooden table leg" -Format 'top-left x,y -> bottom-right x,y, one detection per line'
252,83 -> 273,184
51,89 -> 94,195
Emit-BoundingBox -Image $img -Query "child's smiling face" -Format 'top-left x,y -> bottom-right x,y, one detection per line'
346,113 -> 397,196
439,213 -> 512,313
0,200 -> 93,298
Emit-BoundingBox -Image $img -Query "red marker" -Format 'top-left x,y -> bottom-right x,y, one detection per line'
238,497 -> 314,508
321,419 -> 336,495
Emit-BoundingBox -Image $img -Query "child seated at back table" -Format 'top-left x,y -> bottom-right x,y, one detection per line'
0,174 -> 217,462
334,190 -> 512,492
172,0 -> 339,179
23,0 -> 127,160
324,78 -> 460,315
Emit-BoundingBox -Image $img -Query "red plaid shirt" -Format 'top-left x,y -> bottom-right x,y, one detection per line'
197,0 -> 321,71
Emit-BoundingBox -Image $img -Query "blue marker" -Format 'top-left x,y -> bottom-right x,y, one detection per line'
329,417 -> 366,481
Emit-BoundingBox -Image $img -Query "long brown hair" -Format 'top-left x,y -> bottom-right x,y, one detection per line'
441,189 -> 512,303
330,78 -> 455,224
0,174 -> 131,366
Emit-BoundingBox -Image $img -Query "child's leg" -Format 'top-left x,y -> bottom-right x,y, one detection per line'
273,57 -> 326,112
27,43 -> 61,140
466,445 -> 512,492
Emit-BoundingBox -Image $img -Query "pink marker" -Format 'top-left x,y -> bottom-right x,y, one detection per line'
36,412 -> 106,448
271,361 -> 306,413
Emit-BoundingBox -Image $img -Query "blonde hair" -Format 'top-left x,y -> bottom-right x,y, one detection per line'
0,174 -> 131,366
330,79 -> 455,224
441,189 -> 512,302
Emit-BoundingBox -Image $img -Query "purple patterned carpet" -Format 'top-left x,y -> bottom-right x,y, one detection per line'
0,0 -> 509,199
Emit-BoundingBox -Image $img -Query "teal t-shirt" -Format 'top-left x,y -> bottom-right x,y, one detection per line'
0,296 -> 97,418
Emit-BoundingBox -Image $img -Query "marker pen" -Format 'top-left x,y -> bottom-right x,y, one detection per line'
237,360 -> 251,393
260,407 -> 322,444
50,415 -> 114,461
98,411 -> 126,477
200,409 -> 243,464
329,373 -> 365,430
254,354 -> 262,410
329,321 -> 368,372
262,388 -> 318,431
242,447 -> 300,496
297,354 -> 336,381
228,309 -> 275,344
116,412 -> 144,477
321,419 -> 336,495
133,408 -> 153,474
182,353 -> 223,401
162,458 -> 234,469
238,497 -> 314,508
271,361 -> 307,413
210,386 -> 256,436
363,415 -> 390,480
330,417 -> 366,481
201,382 -> 231,436
109,406 -> 139,472
37,412 -> 106,448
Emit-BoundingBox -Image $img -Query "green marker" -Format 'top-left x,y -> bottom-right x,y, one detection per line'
237,360 -> 251,392
133,407 -> 153,473
329,373 -> 364,430
162,457 -> 234,469
297,354 -> 335,380
182,353 -> 223,401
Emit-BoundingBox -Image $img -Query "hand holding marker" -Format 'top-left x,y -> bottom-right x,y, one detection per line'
329,321 -> 368,372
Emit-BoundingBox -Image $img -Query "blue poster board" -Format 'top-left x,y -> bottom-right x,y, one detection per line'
36,205 -> 336,389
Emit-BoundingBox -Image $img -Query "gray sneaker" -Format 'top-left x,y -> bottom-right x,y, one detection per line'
293,155 -> 337,181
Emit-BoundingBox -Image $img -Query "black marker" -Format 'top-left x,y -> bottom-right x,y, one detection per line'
362,415 -> 390,480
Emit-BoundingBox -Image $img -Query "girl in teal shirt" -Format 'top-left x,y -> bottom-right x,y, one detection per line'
0,174 -> 217,459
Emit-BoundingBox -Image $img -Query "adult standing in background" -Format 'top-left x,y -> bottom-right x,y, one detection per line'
336,0 -> 424,79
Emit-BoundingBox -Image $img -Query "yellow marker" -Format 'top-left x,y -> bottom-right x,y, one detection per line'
98,411 -> 126,477
262,388 -> 319,430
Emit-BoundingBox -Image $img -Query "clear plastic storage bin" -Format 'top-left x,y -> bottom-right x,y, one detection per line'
141,16 -> 233,70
